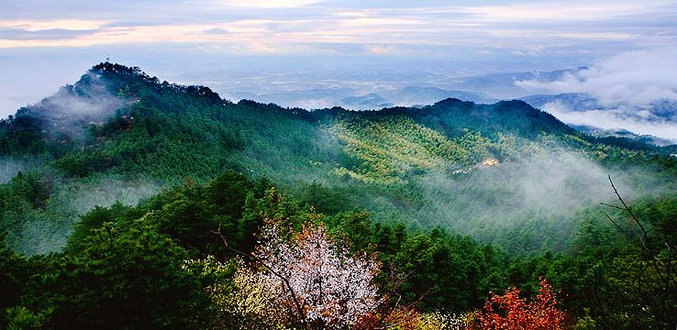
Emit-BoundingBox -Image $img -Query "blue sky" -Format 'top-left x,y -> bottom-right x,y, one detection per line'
1,0 -> 677,129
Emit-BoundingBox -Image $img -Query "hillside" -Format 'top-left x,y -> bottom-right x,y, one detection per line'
1,62 -> 676,256
0,62 -> 676,329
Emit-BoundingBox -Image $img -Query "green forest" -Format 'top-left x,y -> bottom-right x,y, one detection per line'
0,63 -> 675,329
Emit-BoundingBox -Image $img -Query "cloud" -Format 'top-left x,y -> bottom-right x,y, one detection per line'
542,101 -> 677,140
0,19 -> 109,31
210,0 -> 322,8
203,27 -> 228,35
22,72 -> 127,140
1,0 -> 676,55
516,48 -> 677,107
517,49 -> 677,141
364,44 -> 397,54
454,1 -> 671,22
0,28 -> 99,40
2,0 -> 677,131
416,146 -> 657,249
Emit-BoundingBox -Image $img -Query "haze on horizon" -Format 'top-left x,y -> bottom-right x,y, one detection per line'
2,0 -> 677,140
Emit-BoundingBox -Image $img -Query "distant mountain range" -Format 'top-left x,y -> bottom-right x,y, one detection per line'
336,87 -> 496,109
519,92 -> 677,144
208,65 -> 676,144
229,86 -> 496,110
570,124 -> 676,147
448,67 -> 589,99
520,93 -> 601,112
521,92 -> 677,123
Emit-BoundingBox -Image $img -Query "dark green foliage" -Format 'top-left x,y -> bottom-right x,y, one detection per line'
498,200 -> 677,329
2,171 -> 271,329
1,168 -> 676,328
65,170 -> 271,257
0,63 -> 676,328
0,171 -> 51,210
298,180 -> 351,214
65,202 -> 145,253
0,232 -> 28,328
326,212 -> 507,312
2,62 -> 676,256
19,223 -> 210,330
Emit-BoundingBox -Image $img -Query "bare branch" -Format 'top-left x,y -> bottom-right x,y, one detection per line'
600,202 -> 626,211
608,175 -> 650,242
605,175 -> 677,290
603,212 -> 632,239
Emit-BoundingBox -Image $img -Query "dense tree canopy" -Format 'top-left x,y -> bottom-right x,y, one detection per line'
0,63 -> 675,328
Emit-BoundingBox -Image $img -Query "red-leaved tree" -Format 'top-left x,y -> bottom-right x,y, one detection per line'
475,279 -> 565,330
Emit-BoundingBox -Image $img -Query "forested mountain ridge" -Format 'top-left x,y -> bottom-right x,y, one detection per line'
2,62 -> 670,167
1,62 -> 676,255
4,62 -> 665,164
1,62 -> 676,329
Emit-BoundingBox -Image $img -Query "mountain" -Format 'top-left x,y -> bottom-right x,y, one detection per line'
335,86 -> 497,110
521,92 -> 677,122
2,63 -> 677,329
570,124 -> 676,147
520,92 -> 602,112
518,92 -> 677,146
444,67 -> 589,98
338,93 -> 393,109
335,87 -> 496,110
1,62 -> 676,257
448,69 -> 677,142
226,86 -> 496,110
380,86 -> 497,105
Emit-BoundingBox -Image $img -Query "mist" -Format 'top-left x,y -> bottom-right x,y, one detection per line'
542,101 -> 677,141
515,48 -> 677,107
515,48 -> 677,141
0,69 -> 157,255
15,71 -> 128,141
413,147 -> 661,251
0,158 -> 29,183
13,175 -> 162,256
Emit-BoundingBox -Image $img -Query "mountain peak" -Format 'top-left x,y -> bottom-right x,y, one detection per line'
91,62 -> 150,79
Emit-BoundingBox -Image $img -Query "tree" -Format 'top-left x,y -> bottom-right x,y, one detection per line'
19,222 -> 212,329
187,256 -> 285,330
255,221 -> 381,328
475,278 -> 565,330
0,232 -> 28,328
214,201 -> 383,330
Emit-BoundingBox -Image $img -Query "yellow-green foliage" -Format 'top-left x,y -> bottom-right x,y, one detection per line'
330,116 -> 494,184
221,264 -> 287,329
328,115 -> 638,185
417,311 -> 475,330
183,256 -> 288,330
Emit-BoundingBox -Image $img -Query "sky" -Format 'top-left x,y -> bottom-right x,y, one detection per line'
1,0 -> 677,137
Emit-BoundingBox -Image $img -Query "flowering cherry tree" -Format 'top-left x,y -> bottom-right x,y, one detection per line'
254,219 -> 381,329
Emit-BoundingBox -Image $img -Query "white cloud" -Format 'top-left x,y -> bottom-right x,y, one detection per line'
521,48 -> 677,141
365,44 -> 397,54
211,0 -> 321,8
543,101 -> 677,141
454,1 -> 673,22
0,19 -> 109,31
517,48 -> 677,107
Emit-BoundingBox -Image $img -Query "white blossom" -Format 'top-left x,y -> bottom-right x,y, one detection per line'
255,222 -> 381,328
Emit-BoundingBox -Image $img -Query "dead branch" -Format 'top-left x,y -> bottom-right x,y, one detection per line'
604,175 -> 676,290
